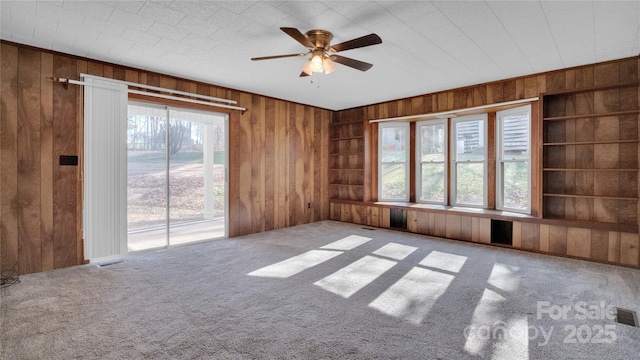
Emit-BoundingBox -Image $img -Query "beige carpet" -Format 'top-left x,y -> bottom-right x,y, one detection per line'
1,220 -> 639,359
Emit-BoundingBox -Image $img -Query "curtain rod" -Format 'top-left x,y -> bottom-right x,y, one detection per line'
52,76 -> 246,112
369,97 -> 538,123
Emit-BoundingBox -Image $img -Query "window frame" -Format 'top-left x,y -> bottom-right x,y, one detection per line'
378,122 -> 411,201
496,104 -> 532,214
416,119 -> 448,204
450,114 -> 488,208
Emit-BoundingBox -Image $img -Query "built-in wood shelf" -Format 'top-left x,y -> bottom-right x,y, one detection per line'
543,110 -> 640,121
543,193 -> 638,201
543,168 -> 639,172
541,82 -> 640,227
543,139 -> 639,146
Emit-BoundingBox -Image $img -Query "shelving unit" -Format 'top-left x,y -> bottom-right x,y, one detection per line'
329,120 -> 365,201
541,83 -> 640,226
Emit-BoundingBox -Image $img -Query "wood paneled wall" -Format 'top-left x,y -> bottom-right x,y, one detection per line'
330,56 -> 640,269
1,41 -> 330,275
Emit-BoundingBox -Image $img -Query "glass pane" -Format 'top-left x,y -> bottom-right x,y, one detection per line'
381,163 -> 407,200
455,120 -> 484,161
502,161 -> 529,211
127,105 -> 167,251
381,126 -> 407,162
420,123 -> 445,162
456,163 -> 484,205
502,112 -> 529,158
169,109 -> 226,246
420,163 -> 445,202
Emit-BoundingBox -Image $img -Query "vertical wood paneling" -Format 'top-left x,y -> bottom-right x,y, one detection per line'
275,100 -> 288,229
549,225 -> 567,255
52,54 -> 78,269
381,208 -> 390,228
264,98 -> 275,230
567,227 -> 591,258
471,217 -> 480,242
521,223 -> 540,250
620,233 -> 639,266
539,224 -> 550,252
608,231 -> 621,263
434,213 -> 447,237
512,222 -> 522,248
233,94 -> 253,236
445,214 -> 461,240
40,52 -> 54,271
250,95 -> 265,233
17,48 -> 42,274
478,218 -> 491,244
460,216 -> 472,241
407,210 -> 418,233
590,230 -> 609,262
1,43 -> 19,272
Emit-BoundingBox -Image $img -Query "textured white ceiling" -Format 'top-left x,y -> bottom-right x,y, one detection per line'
2,1 -> 639,110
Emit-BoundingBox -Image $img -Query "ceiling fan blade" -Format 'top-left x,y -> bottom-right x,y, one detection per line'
299,72 -> 311,77
251,52 -> 308,61
280,27 -> 314,48
330,33 -> 382,53
331,55 -> 374,72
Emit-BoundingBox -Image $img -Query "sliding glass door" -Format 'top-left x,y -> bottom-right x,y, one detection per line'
127,103 -> 227,251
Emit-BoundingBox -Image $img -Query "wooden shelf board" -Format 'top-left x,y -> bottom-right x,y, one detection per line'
543,168 -> 639,172
543,193 -> 638,201
543,139 -> 638,146
543,110 -> 639,121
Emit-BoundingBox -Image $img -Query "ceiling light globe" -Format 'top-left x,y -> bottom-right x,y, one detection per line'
311,54 -> 324,72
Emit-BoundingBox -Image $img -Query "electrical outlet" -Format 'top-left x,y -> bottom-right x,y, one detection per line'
307,202 -> 311,209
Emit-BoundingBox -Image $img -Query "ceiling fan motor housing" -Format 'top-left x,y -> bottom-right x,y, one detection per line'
305,30 -> 333,50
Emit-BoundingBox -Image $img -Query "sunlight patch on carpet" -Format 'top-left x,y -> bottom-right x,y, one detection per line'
488,263 -> 521,293
314,255 -> 396,298
320,235 -> 372,251
372,243 -> 417,260
247,250 -> 343,278
419,251 -> 468,273
368,267 -> 454,324
463,288 -> 507,356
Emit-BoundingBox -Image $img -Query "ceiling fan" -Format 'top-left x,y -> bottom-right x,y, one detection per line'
251,27 -> 382,77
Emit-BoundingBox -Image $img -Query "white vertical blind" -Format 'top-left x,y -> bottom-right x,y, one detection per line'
83,74 -> 128,260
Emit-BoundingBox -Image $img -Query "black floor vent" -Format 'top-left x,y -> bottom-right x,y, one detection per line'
361,227 -> 376,231
96,259 -> 127,268
616,308 -> 638,327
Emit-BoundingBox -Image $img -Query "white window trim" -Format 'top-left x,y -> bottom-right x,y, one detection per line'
450,114 -> 488,208
496,104 -> 531,214
378,122 -> 410,201
416,119 -> 448,204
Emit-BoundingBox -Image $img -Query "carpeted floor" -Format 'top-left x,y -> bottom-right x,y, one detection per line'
1,220 -> 639,359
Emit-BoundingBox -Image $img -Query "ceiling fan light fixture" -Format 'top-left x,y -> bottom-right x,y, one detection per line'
310,51 -> 324,73
323,56 -> 335,74
302,59 -> 313,75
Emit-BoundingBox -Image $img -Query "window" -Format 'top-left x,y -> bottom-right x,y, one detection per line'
451,114 -> 487,207
416,120 -> 447,204
379,122 -> 410,201
496,105 -> 531,213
